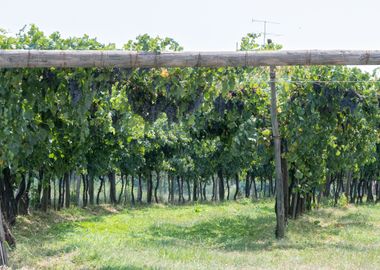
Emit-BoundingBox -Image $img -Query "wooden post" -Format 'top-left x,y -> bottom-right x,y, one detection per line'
0,205 -> 8,266
1,50 -> 380,68
270,66 -> 285,239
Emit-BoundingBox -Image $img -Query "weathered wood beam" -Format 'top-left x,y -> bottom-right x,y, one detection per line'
0,50 -> 379,68
0,207 -> 8,266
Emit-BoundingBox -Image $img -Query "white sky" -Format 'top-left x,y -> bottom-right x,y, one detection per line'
0,0 -> 379,75
1,0 -> 379,51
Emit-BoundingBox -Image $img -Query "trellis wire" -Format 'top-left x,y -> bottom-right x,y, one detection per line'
248,80 -> 380,84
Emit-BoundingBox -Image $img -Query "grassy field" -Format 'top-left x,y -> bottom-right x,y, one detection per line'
9,200 -> 380,270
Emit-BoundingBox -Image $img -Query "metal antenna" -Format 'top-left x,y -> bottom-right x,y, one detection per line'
252,19 -> 280,46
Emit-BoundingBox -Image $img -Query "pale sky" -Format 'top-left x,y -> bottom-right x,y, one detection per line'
1,0 -> 379,51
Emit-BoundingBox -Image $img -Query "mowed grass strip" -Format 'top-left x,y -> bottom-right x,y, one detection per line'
9,200 -> 380,270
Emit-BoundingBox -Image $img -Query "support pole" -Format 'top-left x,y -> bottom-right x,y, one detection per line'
0,205 -> 8,266
270,66 -> 285,239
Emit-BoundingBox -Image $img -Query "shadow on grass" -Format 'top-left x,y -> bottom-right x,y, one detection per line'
12,206 -> 120,250
13,201 -> 378,265
17,200 -> 275,244
337,211 -> 369,223
293,209 -> 373,234
147,214 -> 276,251
145,207 -> 377,253
99,266 -> 154,270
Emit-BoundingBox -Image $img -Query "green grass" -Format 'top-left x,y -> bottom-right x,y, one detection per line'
9,200 -> 380,269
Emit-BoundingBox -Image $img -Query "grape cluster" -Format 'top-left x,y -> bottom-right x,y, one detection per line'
186,88 -> 204,114
68,79 -> 82,105
42,69 -> 56,81
213,94 -> 245,116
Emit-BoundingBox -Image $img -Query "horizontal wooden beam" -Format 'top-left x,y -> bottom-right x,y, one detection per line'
0,50 -> 379,68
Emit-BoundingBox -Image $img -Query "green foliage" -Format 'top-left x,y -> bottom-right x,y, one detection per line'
279,66 -> 379,195
0,25 -> 379,212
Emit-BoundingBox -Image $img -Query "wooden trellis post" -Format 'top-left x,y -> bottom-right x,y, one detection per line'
269,66 -> 285,239
0,205 -> 8,266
